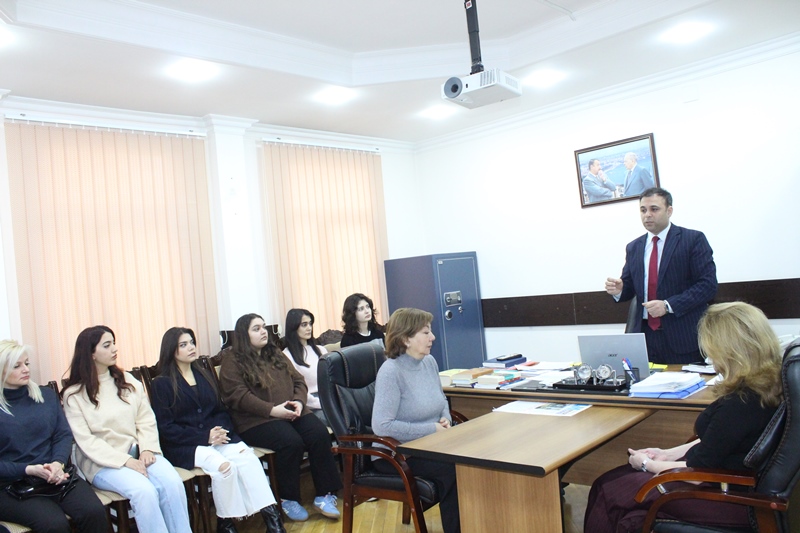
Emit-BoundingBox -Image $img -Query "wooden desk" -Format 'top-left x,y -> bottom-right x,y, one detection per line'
398,406 -> 651,533
445,376 -> 713,484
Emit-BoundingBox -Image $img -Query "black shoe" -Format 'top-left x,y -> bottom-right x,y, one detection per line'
217,516 -> 238,533
260,504 -> 287,533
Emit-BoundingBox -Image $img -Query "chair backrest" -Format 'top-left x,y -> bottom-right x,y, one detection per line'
624,295 -> 639,333
137,364 -> 159,401
749,343 -> 800,532
317,342 -> 386,441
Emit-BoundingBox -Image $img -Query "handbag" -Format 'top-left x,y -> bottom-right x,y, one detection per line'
5,465 -> 78,501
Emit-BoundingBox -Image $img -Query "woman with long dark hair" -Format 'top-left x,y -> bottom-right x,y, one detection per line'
282,309 -> 328,424
340,293 -> 384,348
62,326 -> 191,533
150,327 -> 285,533
219,313 -> 342,523
0,340 -> 106,532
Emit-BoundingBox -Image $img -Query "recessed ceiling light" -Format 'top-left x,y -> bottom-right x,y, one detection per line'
313,86 -> 358,106
0,25 -> 15,48
659,21 -> 715,45
523,69 -> 568,89
164,58 -> 220,83
418,105 -> 458,120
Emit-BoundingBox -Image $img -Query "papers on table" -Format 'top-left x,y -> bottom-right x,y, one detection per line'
493,400 -> 591,417
628,372 -> 705,398
682,364 -> 717,374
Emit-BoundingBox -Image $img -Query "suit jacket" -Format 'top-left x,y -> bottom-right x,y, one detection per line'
151,367 -> 242,470
618,224 -> 717,355
623,165 -> 654,196
582,173 -> 616,202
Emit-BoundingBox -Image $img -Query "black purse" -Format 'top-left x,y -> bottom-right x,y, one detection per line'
5,465 -> 78,501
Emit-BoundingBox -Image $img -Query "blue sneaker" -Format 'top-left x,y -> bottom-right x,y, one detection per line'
281,499 -> 308,521
313,493 -> 340,519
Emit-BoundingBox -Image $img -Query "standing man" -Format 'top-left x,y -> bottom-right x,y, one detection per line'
583,159 -> 617,203
605,188 -> 717,364
621,152 -> 654,197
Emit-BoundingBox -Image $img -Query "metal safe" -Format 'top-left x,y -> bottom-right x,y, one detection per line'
384,252 -> 487,370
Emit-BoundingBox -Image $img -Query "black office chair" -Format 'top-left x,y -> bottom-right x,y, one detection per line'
318,343 -> 451,533
636,342 -> 800,533
625,295 -> 639,333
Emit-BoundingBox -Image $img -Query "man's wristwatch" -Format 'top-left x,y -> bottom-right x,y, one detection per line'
640,458 -> 649,472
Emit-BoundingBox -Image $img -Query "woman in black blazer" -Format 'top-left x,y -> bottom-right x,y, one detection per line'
150,327 -> 285,533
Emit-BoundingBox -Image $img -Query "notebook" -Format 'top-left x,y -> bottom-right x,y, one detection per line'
577,333 -> 651,382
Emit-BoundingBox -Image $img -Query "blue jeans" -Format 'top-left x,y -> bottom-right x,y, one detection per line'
92,454 -> 191,533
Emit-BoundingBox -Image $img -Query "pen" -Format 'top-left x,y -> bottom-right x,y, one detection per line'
622,358 -> 637,384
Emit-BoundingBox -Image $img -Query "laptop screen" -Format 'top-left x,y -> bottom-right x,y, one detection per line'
577,333 -> 650,380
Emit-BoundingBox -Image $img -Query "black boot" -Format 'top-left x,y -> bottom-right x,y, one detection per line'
260,504 -> 286,533
217,516 -> 238,533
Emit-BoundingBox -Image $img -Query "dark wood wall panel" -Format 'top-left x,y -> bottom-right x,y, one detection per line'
482,278 -> 800,328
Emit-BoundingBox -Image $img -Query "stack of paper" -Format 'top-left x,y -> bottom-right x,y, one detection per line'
629,372 -> 705,398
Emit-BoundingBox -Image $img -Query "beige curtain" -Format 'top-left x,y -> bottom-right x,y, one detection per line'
262,143 -> 388,333
4,122 -> 219,382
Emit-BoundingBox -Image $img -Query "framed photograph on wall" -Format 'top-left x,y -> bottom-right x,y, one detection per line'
575,133 -> 660,208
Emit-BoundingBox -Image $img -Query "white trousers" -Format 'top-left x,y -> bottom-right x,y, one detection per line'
194,441 -> 276,518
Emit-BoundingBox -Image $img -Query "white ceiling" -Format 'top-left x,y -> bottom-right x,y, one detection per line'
0,0 -> 798,143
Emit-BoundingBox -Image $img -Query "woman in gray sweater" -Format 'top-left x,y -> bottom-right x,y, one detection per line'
371,308 -> 461,533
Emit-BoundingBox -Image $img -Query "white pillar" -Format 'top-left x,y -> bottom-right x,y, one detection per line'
204,115 -> 274,330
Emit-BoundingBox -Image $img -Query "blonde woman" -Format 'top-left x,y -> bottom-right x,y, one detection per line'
0,340 -> 106,532
584,302 -> 783,532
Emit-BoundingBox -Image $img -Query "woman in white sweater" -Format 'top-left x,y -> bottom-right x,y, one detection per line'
282,309 -> 328,425
62,326 -> 191,533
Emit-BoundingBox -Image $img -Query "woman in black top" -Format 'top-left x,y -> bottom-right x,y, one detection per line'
584,302 -> 784,532
340,293 -> 384,348
0,340 -> 106,533
150,327 -> 285,533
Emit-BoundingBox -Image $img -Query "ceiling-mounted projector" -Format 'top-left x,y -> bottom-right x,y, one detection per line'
441,0 -> 522,109
441,68 -> 521,109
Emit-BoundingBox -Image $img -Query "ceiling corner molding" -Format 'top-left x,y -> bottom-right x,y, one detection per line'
11,0 -> 356,85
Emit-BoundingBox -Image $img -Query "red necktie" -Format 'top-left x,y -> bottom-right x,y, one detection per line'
647,236 -> 660,331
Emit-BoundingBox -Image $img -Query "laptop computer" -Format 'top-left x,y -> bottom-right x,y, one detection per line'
577,333 -> 651,382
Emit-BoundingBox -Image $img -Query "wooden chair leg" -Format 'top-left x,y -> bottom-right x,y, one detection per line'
263,453 -> 282,514
111,501 -> 131,533
402,502 -> 411,524
195,475 -> 214,533
182,478 -> 202,533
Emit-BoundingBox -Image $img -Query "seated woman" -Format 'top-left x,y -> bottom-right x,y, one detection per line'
584,302 -> 784,533
282,309 -> 328,425
0,340 -> 107,533
372,308 -> 461,533
219,313 -> 342,523
62,326 -> 192,533
340,293 -> 385,348
150,327 -> 285,533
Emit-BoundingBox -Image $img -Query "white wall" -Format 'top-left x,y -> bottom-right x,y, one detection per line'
382,48 -> 800,361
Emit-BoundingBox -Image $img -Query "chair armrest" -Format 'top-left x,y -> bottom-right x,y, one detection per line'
639,482 -> 787,533
450,410 -> 468,425
635,467 -> 756,502
334,434 -> 419,491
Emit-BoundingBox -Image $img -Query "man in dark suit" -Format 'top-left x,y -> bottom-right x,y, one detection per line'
605,188 -> 717,364
622,152 -> 654,196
